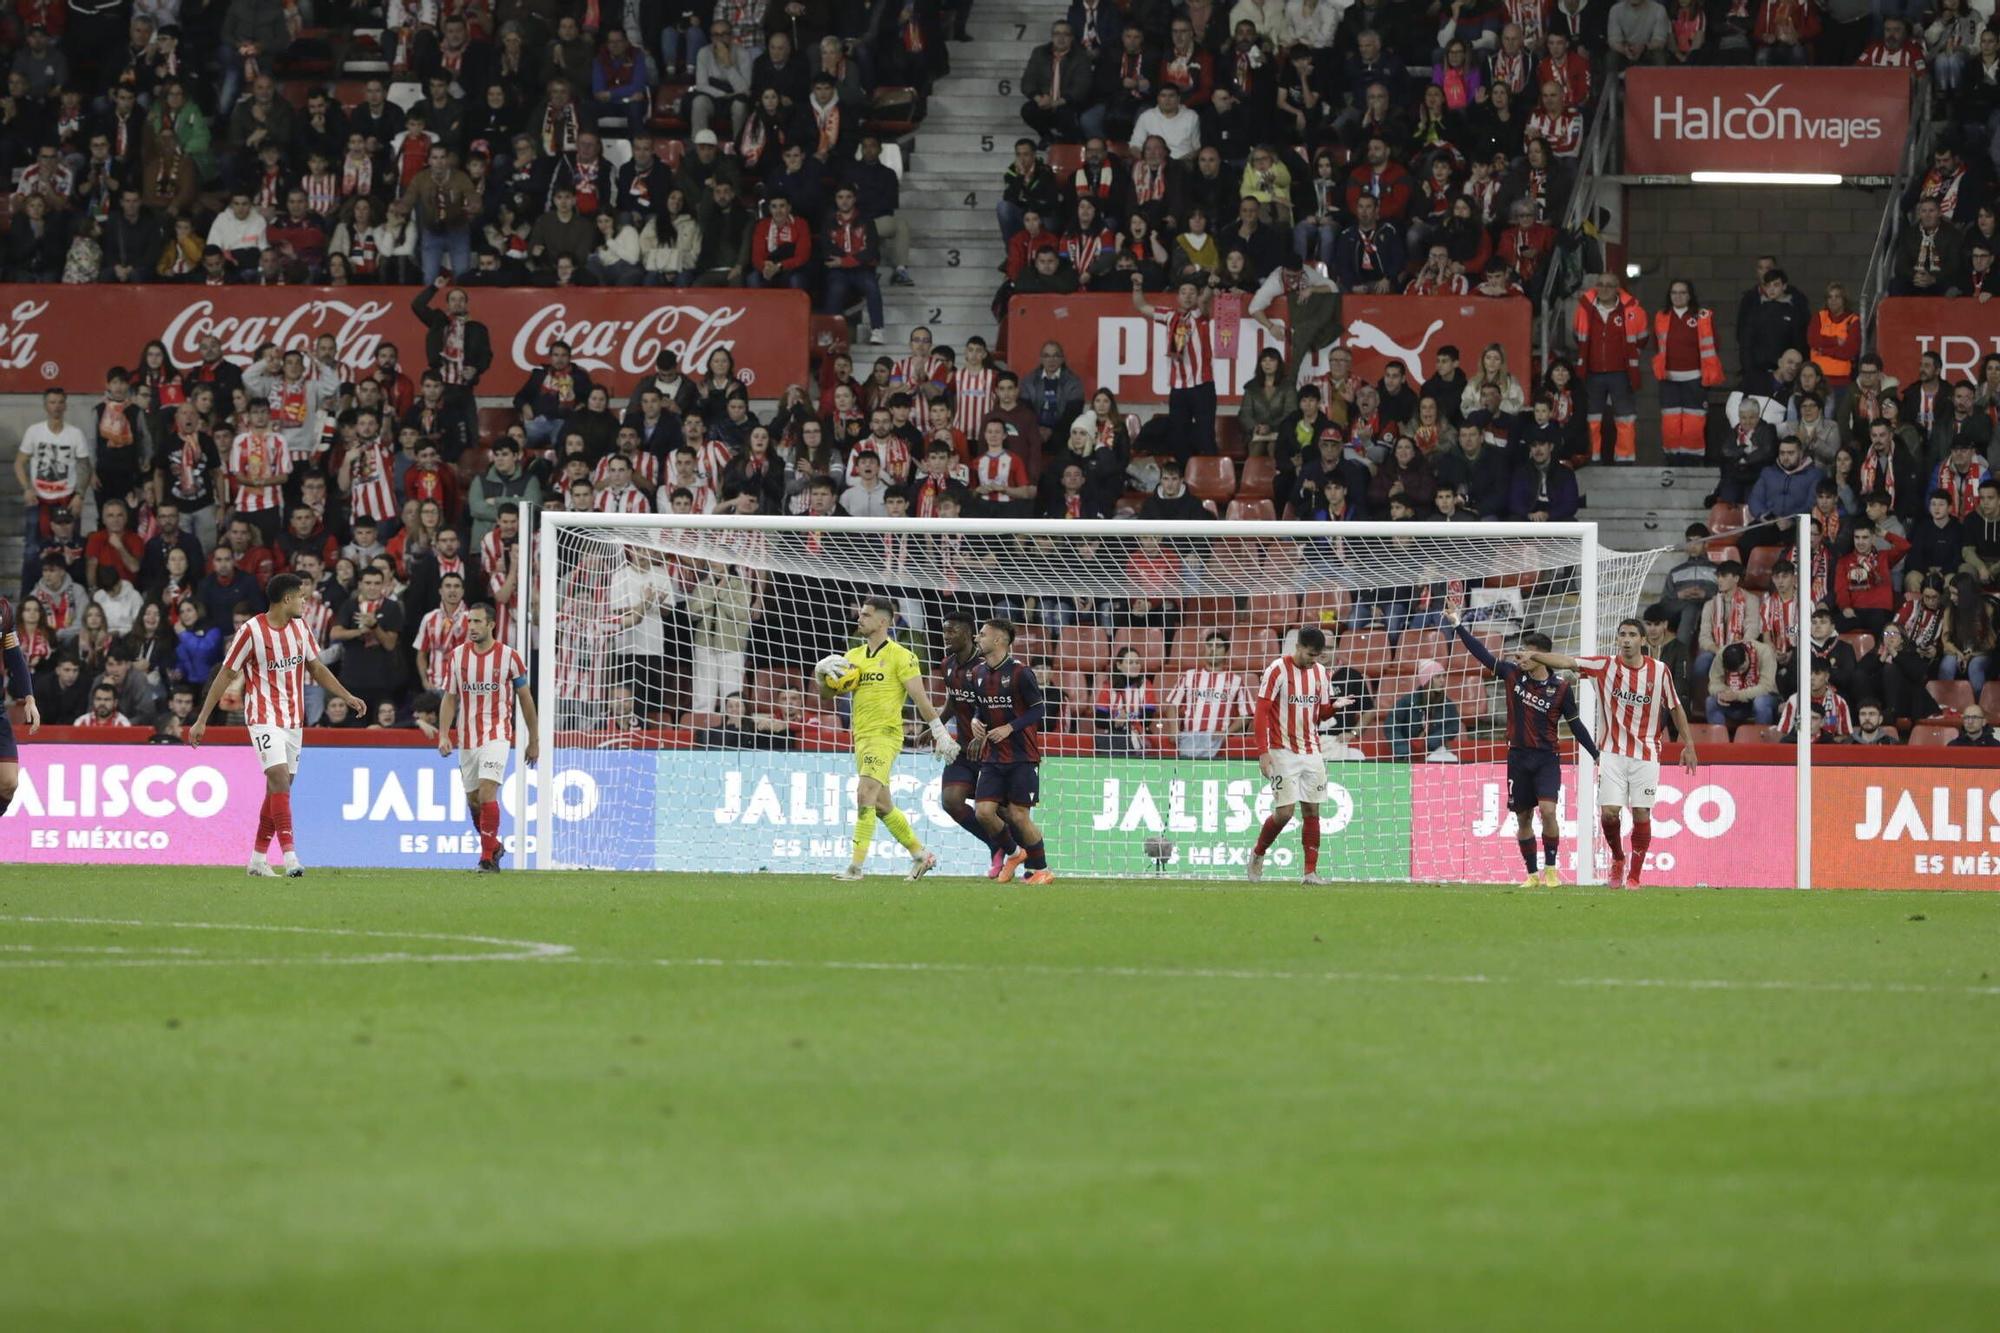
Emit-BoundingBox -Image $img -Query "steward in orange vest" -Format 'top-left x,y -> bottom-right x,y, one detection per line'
1652,287 -> 1724,460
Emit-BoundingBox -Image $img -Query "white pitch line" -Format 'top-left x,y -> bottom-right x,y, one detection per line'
0,915 -> 574,967
650,956 -> 2000,998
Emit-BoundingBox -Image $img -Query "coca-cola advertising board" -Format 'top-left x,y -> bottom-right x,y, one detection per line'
1004,294 -> 1531,406
1409,764 -> 1797,887
0,286 -> 811,395
1873,298 -> 2000,388
1624,68 -> 1912,176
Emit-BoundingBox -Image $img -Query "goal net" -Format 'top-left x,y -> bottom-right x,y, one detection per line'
532,515 -> 1667,883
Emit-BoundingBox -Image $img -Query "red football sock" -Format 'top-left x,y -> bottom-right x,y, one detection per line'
1253,813 -> 1288,856
270,792 -> 294,854
479,800 -> 502,862
1302,815 -> 1321,873
252,794 -> 274,857
1601,812 -> 1624,860
1630,822 -> 1652,865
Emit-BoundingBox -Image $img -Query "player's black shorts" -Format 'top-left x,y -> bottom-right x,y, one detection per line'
0,712 -> 17,762
975,760 -> 1040,806
941,759 -> 979,789
1507,748 -> 1560,810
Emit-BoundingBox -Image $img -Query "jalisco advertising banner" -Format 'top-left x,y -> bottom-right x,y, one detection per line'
1814,768 -> 2000,891
0,286 -> 812,396
0,745 -> 270,864
1409,763 -> 1798,887
1006,294 -> 1531,405
1873,298 -> 2000,387
1623,68 -> 1912,175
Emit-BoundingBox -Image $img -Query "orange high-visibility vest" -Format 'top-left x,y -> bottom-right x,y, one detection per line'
1652,305 -> 1724,386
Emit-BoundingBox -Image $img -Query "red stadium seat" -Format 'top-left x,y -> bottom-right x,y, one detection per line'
1447,678 -> 1491,725
1215,416 -> 1246,458
1707,501 -> 1748,534
1337,629 -> 1395,678
1683,723 -> 1733,748
1110,627 -> 1167,676
1183,595 -> 1237,621
1400,628 -> 1457,674
1055,625 -> 1110,678
1910,722 -> 1960,747
1046,143 -> 1085,179
659,138 -> 686,170
1243,593 -> 1296,631
864,87 -> 921,137
1980,684 -> 2000,717
1185,456 -> 1237,503
1296,587 -> 1348,630
1237,456 -> 1276,500
1225,498 -> 1276,522
810,314 -> 851,357
1744,545 -> 1780,591
1706,540 -> 1740,565
650,85 -> 691,133
1929,680 -> 1974,714
476,406 -> 516,445
1839,630 -> 1876,658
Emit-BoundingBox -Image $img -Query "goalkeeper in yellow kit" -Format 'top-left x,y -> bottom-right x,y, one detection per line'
821,595 -> 961,881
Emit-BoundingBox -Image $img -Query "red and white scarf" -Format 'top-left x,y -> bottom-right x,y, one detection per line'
1709,586 -> 1750,645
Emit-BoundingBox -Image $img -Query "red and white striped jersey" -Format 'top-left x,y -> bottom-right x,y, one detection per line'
1151,305 -> 1214,389
893,351 -> 947,387
593,484 -> 654,513
1256,656 -> 1332,755
1575,653 -> 1680,763
1762,593 -> 1798,653
1527,108 -> 1582,157
414,603 -> 470,688
442,641 -> 527,748
694,439 -> 733,487
228,430 -> 292,513
297,590 -> 333,648
849,433 -> 912,485
953,367 -> 995,437
223,611 -> 319,728
1778,686 -> 1853,739
73,710 -> 131,727
973,449 -> 1026,493
592,451 -> 661,491
661,479 -> 716,513
1169,667 -> 1250,733
345,439 -> 398,521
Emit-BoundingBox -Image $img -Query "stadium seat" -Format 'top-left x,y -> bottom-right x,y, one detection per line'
1910,722 -> 1960,747
1928,680 -> 1973,714
1446,678 -> 1492,725
1683,723 -> 1733,748
1046,144 -> 1085,179
659,138 -> 686,170
810,314 -> 851,357
1707,501 -> 1748,534
1183,595 -> 1237,621
601,136 -> 633,167
1237,456 -> 1276,500
1400,628 -> 1457,674
1744,545 -> 1780,591
1185,456 -> 1236,503
1225,498 -> 1276,522
476,406 -> 516,444
1055,625 -> 1110,678
1243,593 -> 1296,631
650,85 -> 691,132
1337,629 -> 1394,678
1116,490 -> 1148,518
1111,626 -> 1166,675
864,87 -> 921,137
387,81 -> 423,111
1839,630 -> 1876,658
1706,540 -> 1740,565
1214,416 -> 1247,458
1296,587 -> 1349,630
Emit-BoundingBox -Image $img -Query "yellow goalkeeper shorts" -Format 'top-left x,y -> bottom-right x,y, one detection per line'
854,734 -> 903,785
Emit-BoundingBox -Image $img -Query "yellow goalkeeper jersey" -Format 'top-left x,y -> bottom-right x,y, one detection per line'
845,637 -> 921,743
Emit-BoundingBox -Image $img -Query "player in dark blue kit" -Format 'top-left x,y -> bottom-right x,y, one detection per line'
968,619 -> 1054,885
0,595 -> 42,814
938,613 -> 1023,881
1444,607 -> 1601,887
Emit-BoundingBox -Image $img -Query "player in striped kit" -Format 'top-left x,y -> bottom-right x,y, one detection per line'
937,613 -> 1023,880
192,574 -> 365,878
1529,620 -> 1701,889
1443,608 -> 1601,887
1249,627 -> 1342,885
437,604 -> 541,873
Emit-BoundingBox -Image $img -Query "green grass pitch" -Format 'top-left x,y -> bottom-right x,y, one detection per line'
2,866 -> 1998,1331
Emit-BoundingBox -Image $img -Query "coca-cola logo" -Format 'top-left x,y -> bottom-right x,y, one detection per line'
0,298 -> 49,372
508,303 -> 752,384
160,299 -> 396,374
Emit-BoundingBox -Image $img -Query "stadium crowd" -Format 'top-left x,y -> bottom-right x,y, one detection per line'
6,1 -> 2000,756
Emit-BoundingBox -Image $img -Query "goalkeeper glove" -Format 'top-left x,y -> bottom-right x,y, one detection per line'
929,718 -> 961,763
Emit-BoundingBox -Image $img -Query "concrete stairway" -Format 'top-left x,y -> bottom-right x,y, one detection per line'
1581,464 -> 1708,560
891,8 -> 1045,357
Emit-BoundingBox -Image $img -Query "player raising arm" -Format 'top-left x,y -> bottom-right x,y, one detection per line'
968,619 -> 1053,884
191,573 -> 364,878
1526,618 -> 1699,889
821,595 -> 960,882
0,594 -> 42,818
1249,626 -> 1340,886
938,612 -> 1022,880
1443,608 -> 1601,887
437,603 -> 541,874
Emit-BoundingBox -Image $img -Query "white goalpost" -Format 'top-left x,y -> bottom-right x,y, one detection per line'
527,514 -> 1680,882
